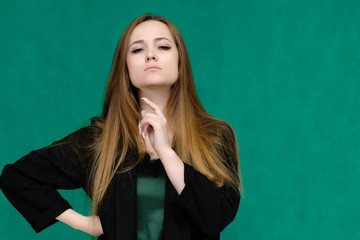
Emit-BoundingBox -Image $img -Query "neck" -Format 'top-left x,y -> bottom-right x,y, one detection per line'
138,87 -> 171,115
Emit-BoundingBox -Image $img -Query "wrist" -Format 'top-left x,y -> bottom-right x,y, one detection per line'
56,209 -> 86,231
74,214 -> 89,232
157,148 -> 176,161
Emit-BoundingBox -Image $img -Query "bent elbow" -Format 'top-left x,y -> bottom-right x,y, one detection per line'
0,164 -> 18,191
201,203 -> 240,236
198,217 -> 233,236
202,226 -> 223,237
0,165 -> 10,190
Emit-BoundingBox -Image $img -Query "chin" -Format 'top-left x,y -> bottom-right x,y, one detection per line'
142,83 -> 174,89
137,78 -> 177,88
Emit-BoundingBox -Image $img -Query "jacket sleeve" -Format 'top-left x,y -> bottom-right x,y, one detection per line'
0,126 -> 93,233
170,164 -> 240,236
169,125 -> 241,236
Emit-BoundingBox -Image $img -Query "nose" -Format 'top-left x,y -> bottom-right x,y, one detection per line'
145,50 -> 157,62
146,56 -> 157,62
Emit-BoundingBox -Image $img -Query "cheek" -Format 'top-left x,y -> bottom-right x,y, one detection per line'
127,56 -> 135,71
170,54 -> 179,80
127,58 -> 141,86
171,64 -> 179,79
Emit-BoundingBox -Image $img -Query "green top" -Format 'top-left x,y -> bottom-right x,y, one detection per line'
137,156 -> 166,240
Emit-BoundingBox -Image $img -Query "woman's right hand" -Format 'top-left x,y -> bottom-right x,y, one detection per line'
81,215 -> 104,237
56,209 -> 104,237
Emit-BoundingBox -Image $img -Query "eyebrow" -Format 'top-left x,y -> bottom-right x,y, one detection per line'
129,37 -> 172,49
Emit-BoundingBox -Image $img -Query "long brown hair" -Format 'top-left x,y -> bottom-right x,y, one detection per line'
89,14 -> 244,215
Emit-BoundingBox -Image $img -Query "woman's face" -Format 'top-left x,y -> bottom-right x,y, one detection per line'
126,20 -> 179,90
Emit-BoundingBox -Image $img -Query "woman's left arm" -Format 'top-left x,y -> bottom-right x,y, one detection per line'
157,149 -> 185,194
139,98 -> 240,236
139,98 -> 185,194
169,163 -> 240,236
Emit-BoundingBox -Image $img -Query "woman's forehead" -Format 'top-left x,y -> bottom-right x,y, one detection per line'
129,20 -> 174,44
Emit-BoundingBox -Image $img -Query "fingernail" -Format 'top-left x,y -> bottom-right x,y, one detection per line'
141,110 -> 146,116
142,132 -> 145,139
138,123 -> 141,129
141,97 -> 148,101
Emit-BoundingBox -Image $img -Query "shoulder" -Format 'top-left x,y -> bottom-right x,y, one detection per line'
208,119 -> 238,163
205,118 -> 236,144
201,118 -> 238,163
46,117 -> 103,161
53,117 -> 103,146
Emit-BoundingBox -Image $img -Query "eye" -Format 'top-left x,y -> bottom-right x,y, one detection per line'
131,48 -> 143,54
159,46 -> 171,50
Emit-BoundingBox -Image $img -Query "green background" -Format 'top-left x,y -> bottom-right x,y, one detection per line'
0,0 -> 359,239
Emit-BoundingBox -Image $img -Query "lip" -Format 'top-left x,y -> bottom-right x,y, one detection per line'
144,65 -> 161,71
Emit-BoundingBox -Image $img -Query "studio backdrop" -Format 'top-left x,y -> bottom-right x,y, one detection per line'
0,0 -> 359,239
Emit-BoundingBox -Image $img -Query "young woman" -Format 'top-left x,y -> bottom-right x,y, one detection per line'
0,14 -> 244,240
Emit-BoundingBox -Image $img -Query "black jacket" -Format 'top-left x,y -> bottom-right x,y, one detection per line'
0,125 -> 240,240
